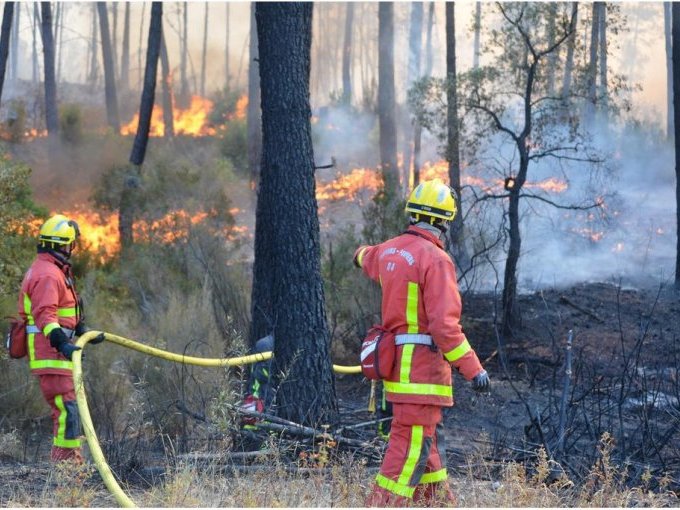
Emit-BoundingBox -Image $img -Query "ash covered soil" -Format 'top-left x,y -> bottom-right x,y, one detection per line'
2,281 -> 680,504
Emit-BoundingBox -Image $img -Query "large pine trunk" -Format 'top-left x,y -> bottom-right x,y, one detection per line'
9,2 -> 17,83
585,2 -> 600,124
0,3 -> 14,104
200,2 -> 208,97
597,2 -> 608,116
561,2 -> 578,99
403,1 -> 422,192
446,2 -> 465,265
341,2 -> 353,106
378,2 -> 398,193
673,2 -> 680,286
97,2 -> 120,132
253,2 -> 337,425
120,2 -> 162,253
40,2 -> 58,135
247,3 -> 262,187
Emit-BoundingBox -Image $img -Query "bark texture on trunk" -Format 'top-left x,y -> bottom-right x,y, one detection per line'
40,2 -> 58,135
0,3 -> 14,105
253,2 -> 337,425
378,2 -> 398,193
97,2 -> 120,132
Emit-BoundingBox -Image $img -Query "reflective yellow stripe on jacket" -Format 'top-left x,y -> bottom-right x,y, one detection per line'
24,293 -> 75,372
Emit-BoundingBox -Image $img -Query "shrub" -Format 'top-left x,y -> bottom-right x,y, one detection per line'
60,104 -> 83,144
218,119 -> 247,174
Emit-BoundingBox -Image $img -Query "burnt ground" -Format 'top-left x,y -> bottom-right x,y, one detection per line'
2,281 -> 680,503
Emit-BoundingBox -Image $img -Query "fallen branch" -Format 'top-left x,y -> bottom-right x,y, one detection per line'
559,295 -> 604,323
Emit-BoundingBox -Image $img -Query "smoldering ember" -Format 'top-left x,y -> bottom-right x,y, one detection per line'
1,2 -> 680,508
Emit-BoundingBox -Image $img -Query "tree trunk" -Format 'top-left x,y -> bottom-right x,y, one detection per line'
0,3 -> 14,105
40,2 -> 58,136
585,2 -> 599,124
341,2 -> 353,106
673,2 -> 680,286
247,3 -> 261,186
53,3 -> 60,83
97,2 -> 120,132
225,3 -> 230,89
545,3 -> 557,97
378,2 -> 398,194
598,2 -> 607,116
561,2 -> 578,99
121,2 -> 130,94
88,4 -> 98,88
201,2 -> 208,97
129,2 -> 161,166
414,1 -> 435,187
32,3 -> 39,86
446,2 -> 465,264
473,2 -> 481,69
253,2 -> 337,426
9,2 -> 17,83
179,2 -> 189,108
667,3 -> 674,140
121,2 -> 162,254
403,1 -> 423,192
160,27 -> 174,138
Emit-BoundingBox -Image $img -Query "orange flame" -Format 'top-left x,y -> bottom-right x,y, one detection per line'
120,96 -> 216,137
233,95 -> 248,121
316,168 -> 383,201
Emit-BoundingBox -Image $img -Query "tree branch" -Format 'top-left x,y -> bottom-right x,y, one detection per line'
518,192 -> 603,211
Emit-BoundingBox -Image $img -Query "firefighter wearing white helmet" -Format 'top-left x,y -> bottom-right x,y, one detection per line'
355,179 -> 489,507
16,214 -> 102,463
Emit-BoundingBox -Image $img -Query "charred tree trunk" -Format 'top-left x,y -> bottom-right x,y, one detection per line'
247,3 -> 261,186
598,2 -> 608,116
121,2 -> 130,94
121,2 -> 162,253
585,2 -> 600,124
667,3 -> 674,140
403,1 -> 422,192
200,2 -> 208,97
561,2 -> 578,99
160,28 -> 174,138
673,2 -> 680,286
40,2 -> 58,136
378,2 -> 398,194
341,2 -> 353,106
473,2 -> 481,69
97,2 -> 120,132
446,2 -> 465,264
0,3 -> 14,105
253,2 -> 337,425
179,2 -> 189,107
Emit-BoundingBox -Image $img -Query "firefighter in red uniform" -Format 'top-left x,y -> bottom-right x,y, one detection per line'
18,214 -> 101,462
354,179 -> 490,507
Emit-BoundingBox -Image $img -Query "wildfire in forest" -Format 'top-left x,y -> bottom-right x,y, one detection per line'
120,96 -> 217,137
316,168 -> 383,201
232,95 -> 248,121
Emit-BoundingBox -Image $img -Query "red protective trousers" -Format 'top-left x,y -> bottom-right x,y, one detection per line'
38,374 -> 82,462
365,404 -> 456,507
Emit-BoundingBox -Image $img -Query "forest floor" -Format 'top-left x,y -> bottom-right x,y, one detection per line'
3,280 -> 680,506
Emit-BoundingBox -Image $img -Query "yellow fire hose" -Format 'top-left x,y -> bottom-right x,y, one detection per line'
73,330 -> 361,507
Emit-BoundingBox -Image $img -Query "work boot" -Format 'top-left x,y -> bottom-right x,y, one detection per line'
51,446 -> 84,464
413,482 -> 457,508
364,484 -> 411,507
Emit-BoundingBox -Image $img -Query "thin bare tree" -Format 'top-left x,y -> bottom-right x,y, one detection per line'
0,3 -> 14,104
40,2 -> 58,135
97,2 -> 120,132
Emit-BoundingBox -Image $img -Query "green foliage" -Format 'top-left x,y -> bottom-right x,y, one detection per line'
218,119 -> 247,174
59,104 -> 83,144
208,87 -> 244,127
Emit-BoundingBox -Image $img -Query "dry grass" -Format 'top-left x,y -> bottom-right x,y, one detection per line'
2,433 -> 677,508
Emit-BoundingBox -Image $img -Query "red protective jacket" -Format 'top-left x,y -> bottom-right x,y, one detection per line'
355,225 -> 483,406
18,252 -> 80,376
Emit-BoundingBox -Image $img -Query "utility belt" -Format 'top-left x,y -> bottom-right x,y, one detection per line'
26,325 -> 75,339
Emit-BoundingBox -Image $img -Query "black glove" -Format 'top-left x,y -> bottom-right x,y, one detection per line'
75,320 -> 89,337
49,328 -> 81,361
90,332 -> 105,345
471,369 -> 490,392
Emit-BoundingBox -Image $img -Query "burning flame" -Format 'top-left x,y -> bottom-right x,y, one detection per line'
316,168 -> 383,202
232,95 -> 248,121
120,96 -> 216,137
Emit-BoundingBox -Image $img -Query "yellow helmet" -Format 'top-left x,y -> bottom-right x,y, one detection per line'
39,214 -> 80,247
405,179 -> 457,222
